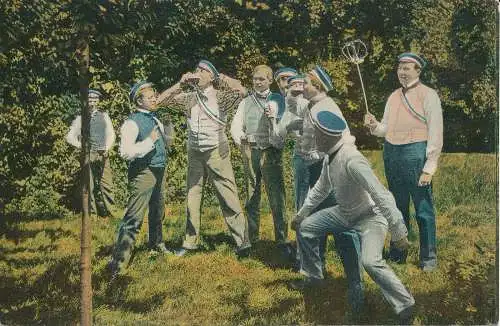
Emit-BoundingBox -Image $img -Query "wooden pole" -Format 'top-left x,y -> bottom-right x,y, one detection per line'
76,30 -> 92,326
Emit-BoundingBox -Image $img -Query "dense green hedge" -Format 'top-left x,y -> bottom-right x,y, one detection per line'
0,0 -> 496,216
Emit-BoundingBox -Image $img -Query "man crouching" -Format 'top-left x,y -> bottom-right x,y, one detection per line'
291,106 -> 415,324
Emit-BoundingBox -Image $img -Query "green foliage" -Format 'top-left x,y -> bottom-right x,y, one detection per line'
0,0 -> 497,214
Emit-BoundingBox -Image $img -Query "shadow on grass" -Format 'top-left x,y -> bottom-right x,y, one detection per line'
0,255 -> 81,325
0,212 -> 77,244
249,240 -> 295,270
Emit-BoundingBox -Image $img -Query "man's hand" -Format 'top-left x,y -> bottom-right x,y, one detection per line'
363,113 -> 379,129
180,72 -> 197,84
150,127 -> 160,142
291,215 -> 305,232
418,172 -> 432,187
265,102 -> 278,119
393,237 -> 410,251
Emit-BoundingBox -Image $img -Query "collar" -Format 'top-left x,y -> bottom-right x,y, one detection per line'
326,133 -> 356,160
403,78 -> 420,91
309,92 -> 327,106
254,89 -> 271,98
136,108 -> 156,116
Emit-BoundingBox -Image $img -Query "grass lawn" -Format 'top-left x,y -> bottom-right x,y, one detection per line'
0,151 -> 497,325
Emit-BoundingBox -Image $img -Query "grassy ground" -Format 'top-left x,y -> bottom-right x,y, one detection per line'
0,152 -> 497,325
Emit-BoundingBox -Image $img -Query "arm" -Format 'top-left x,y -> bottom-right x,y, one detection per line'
66,116 -> 82,148
104,113 -> 115,151
119,119 -> 156,161
157,73 -> 196,111
346,157 -> 408,241
422,90 -> 443,175
216,74 -> 247,113
274,96 -> 305,138
297,157 -> 332,218
368,101 -> 389,137
230,101 -> 246,146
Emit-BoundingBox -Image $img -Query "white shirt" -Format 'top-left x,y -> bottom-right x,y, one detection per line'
371,79 -> 444,175
298,135 -> 408,241
65,111 -> 115,150
119,108 -> 166,161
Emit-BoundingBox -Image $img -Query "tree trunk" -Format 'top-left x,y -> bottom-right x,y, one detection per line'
76,30 -> 92,326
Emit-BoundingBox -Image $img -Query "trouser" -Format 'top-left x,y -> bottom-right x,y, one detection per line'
295,159 -> 363,311
300,159 -> 358,267
112,166 -> 166,271
298,206 -> 415,314
383,141 -> 437,268
183,145 -> 250,251
242,145 -> 287,244
89,151 -> 115,217
292,154 -> 310,212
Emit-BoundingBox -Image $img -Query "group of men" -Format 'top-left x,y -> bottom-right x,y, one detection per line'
67,53 -> 443,323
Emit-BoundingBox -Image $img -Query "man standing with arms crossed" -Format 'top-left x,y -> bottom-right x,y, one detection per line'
66,89 -> 116,217
364,52 -> 443,271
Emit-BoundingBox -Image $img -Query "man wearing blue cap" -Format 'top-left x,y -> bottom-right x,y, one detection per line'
292,106 -> 415,324
157,60 -> 251,258
66,89 -> 116,217
109,81 -> 172,277
230,64 -> 289,258
364,52 -> 443,271
270,66 -> 364,315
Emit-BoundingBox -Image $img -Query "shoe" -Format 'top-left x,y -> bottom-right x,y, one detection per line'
151,243 -> 173,255
421,264 -> 437,272
173,248 -> 191,257
236,246 -> 251,259
398,305 -> 415,325
289,277 -> 323,291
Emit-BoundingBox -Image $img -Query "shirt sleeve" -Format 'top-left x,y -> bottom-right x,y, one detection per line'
103,113 -> 115,151
346,156 -> 408,241
66,116 -> 82,149
217,79 -> 243,113
297,157 -> 332,218
370,100 -> 389,137
119,119 -> 155,161
230,101 -> 245,146
422,90 -> 443,175
159,87 -> 194,114
275,110 -> 296,138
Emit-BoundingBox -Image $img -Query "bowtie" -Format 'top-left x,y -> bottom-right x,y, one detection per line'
254,92 -> 269,99
145,111 -> 157,119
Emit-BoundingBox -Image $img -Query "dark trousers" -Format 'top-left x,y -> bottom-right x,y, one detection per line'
112,166 -> 167,271
383,141 -> 437,268
89,152 -> 115,217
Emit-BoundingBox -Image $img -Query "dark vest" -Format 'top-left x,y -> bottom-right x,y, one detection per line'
89,111 -> 107,151
271,92 -> 286,121
128,111 -> 167,173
